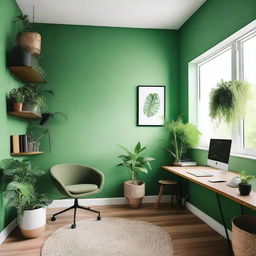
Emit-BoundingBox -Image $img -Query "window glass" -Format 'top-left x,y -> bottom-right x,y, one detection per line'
198,49 -> 232,146
243,35 -> 256,149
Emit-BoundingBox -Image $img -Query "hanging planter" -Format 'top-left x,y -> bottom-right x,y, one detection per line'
209,80 -> 251,124
15,15 -> 41,56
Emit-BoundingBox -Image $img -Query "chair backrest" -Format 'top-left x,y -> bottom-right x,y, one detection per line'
50,163 -> 99,186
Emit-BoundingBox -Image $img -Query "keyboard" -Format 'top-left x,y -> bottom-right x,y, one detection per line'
187,170 -> 213,177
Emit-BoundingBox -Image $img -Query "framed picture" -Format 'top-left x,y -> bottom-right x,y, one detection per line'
137,85 -> 165,126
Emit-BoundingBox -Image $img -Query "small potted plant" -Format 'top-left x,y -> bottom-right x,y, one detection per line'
15,15 -> 41,56
239,171 -> 256,196
116,142 -> 155,208
209,80 -> 251,124
21,84 -> 53,113
166,117 -> 201,164
0,158 -> 51,238
26,124 -> 50,152
8,88 -> 25,111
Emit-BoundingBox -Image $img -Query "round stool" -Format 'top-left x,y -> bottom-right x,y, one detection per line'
154,180 -> 179,213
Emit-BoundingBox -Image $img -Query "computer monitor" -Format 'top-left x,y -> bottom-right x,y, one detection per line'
207,139 -> 232,171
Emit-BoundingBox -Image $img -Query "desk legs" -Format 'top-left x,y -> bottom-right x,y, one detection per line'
216,193 -> 233,256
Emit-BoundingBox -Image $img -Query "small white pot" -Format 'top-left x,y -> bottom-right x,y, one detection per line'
124,180 -> 145,208
18,207 -> 46,238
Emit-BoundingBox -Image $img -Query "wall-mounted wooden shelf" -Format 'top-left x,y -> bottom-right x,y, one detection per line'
11,152 -> 43,156
8,111 -> 42,119
9,66 -> 45,83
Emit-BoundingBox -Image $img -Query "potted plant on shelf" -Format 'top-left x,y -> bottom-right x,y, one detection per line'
209,80 -> 251,124
239,171 -> 256,196
8,88 -> 25,111
0,158 -> 51,238
166,117 -> 201,164
26,124 -> 50,152
15,15 -> 41,56
21,84 -> 53,113
116,142 -> 155,208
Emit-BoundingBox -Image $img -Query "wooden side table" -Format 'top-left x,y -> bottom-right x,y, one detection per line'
154,180 -> 179,213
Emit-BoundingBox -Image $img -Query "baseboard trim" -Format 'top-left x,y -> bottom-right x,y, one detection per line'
186,201 -> 232,239
0,218 -> 17,245
48,195 -> 171,208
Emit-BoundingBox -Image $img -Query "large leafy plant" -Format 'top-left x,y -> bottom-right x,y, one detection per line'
116,142 -> 155,184
209,80 -> 250,124
0,159 -> 51,213
166,118 -> 201,162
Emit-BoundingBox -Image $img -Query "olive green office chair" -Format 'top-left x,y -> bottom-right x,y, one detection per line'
50,163 -> 104,229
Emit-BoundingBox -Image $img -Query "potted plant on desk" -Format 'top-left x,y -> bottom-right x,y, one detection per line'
116,142 -> 155,208
239,171 -> 256,196
0,159 -> 51,238
166,117 -> 201,165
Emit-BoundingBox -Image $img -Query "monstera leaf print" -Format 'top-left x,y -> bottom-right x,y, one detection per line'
143,93 -> 160,117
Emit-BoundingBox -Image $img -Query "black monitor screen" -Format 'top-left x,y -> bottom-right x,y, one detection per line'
208,139 -> 232,164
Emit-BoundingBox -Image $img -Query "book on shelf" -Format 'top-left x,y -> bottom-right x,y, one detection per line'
11,134 -> 28,153
10,135 -> 20,153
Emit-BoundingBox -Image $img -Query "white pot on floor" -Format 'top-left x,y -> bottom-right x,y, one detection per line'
18,207 -> 46,238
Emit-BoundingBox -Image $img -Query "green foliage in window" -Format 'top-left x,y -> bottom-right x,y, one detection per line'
166,117 -> 201,162
143,93 -> 160,117
209,80 -> 251,124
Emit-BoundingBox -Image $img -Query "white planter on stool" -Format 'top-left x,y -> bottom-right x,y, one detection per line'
18,207 -> 46,238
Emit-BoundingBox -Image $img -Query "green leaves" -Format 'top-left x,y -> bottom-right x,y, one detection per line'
0,158 -> 51,212
143,93 -> 160,117
165,117 -> 201,162
116,142 -> 155,181
240,171 -> 256,184
209,80 -> 251,124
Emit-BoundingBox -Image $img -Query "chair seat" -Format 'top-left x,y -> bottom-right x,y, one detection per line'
66,184 -> 98,194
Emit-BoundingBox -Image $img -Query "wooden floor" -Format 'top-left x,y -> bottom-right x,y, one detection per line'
0,203 -> 229,256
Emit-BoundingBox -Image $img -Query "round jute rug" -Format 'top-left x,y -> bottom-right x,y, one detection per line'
41,217 -> 173,256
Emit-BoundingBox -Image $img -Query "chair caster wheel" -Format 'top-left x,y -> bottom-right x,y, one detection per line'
51,216 -> 56,221
71,224 -> 76,229
97,216 -> 101,221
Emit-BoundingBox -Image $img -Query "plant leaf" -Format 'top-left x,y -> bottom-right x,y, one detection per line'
143,93 -> 160,117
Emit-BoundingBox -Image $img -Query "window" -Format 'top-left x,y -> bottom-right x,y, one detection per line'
190,21 -> 256,157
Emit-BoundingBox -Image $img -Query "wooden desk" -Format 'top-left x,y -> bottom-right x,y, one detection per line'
163,165 -> 256,255
162,166 -> 256,211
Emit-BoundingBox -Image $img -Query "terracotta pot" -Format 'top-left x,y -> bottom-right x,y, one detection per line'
17,32 -> 41,56
232,215 -> 256,256
18,207 -> 46,238
239,183 -> 252,196
12,102 -> 23,112
124,180 -> 145,208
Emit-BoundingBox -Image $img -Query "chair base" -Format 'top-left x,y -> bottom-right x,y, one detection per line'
50,198 -> 101,229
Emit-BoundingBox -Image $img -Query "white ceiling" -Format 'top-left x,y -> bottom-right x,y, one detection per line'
16,0 -> 206,30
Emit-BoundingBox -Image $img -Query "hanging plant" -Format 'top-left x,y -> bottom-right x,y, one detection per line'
209,80 -> 251,124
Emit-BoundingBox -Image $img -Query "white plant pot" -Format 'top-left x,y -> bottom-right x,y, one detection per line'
18,207 -> 46,238
124,180 -> 145,208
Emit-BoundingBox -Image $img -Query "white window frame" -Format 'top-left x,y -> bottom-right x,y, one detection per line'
188,20 -> 256,159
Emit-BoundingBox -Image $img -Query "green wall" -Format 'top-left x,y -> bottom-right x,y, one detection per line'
0,0 -> 26,232
31,24 -> 179,199
178,0 -> 256,229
